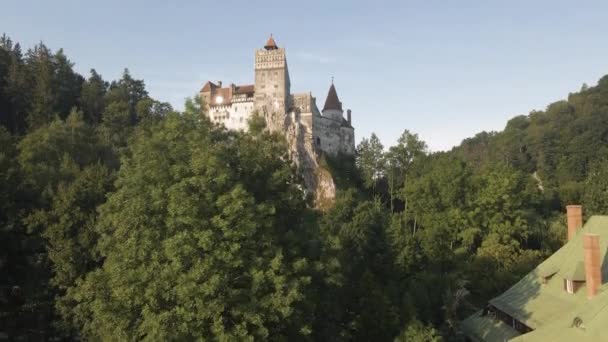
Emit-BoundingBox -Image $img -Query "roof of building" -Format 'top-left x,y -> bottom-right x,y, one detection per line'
462,215 -> 608,341
461,311 -> 521,342
200,81 -> 217,92
265,34 -> 278,50
323,83 -> 342,112
234,84 -> 254,95
200,82 -> 255,107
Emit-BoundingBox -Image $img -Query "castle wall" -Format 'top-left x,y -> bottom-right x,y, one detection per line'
312,116 -> 343,156
340,126 -> 355,155
209,99 -> 255,130
292,92 -> 354,156
309,114 -> 355,156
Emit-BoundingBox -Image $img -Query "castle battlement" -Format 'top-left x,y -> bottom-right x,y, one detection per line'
255,49 -> 287,69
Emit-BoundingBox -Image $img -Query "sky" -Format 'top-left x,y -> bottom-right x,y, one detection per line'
2,0 -> 608,151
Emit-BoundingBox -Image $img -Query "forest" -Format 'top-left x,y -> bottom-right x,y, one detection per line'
2,34 -> 608,341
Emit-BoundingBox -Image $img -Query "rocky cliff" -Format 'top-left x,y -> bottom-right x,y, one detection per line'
283,112 -> 336,210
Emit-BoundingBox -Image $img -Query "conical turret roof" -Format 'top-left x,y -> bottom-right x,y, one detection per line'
264,34 -> 278,50
323,82 -> 342,111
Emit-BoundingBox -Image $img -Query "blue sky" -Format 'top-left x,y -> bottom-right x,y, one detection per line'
3,0 -> 608,151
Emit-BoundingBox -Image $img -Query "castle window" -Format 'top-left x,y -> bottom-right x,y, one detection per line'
316,137 -> 321,146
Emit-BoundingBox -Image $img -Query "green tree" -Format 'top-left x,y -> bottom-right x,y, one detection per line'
15,111 -> 115,336
402,154 -> 472,262
394,320 -> 442,342
0,35 -> 29,133
356,133 -> 385,192
18,109 -> 105,201
39,164 -> 113,290
582,159 -> 608,216
105,68 -> 149,124
315,190 -> 398,341
97,101 -> 132,151
53,49 -> 83,118
0,127 -> 30,332
66,102 -> 313,340
79,69 -> 107,124
385,130 -> 427,211
26,43 -> 57,128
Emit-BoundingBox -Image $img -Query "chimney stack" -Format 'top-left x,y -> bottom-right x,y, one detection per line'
584,233 -> 602,299
217,81 -> 222,88
347,109 -> 352,125
567,205 -> 583,241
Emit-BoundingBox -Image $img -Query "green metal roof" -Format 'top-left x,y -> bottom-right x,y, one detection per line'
563,261 -> 586,281
460,311 -> 521,342
508,290 -> 608,342
538,265 -> 558,278
462,215 -> 608,341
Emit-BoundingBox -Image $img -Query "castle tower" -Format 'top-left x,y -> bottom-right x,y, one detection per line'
254,35 -> 291,130
322,81 -> 344,121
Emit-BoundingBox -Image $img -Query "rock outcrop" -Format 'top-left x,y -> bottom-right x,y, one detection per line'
284,112 -> 336,210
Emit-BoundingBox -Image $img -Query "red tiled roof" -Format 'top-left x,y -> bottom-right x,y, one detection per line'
265,35 -> 278,50
323,83 -> 342,111
234,84 -> 254,95
200,81 -> 218,93
210,88 -> 231,106
203,83 -> 255,106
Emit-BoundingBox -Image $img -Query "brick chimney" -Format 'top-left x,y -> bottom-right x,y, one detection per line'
347,109 -> 352,125
583,233 -> 602,299
567,205 -> 583,241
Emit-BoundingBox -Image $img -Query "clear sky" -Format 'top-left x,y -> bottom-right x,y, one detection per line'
3,0 -> 608,151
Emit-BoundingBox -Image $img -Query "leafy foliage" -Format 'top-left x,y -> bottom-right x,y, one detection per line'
65,108 -> 313,340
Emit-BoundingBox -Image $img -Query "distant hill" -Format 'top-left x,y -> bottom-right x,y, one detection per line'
453,75 -> 608,207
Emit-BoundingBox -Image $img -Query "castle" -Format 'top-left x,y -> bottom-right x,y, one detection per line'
200,35 -> 355,157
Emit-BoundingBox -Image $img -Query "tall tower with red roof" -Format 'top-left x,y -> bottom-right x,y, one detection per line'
254,34 -> 291,130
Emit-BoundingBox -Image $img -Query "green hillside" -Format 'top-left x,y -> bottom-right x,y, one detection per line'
455,77 -> 608,210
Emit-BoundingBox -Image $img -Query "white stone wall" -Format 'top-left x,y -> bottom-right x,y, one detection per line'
209,100 -> 255,130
